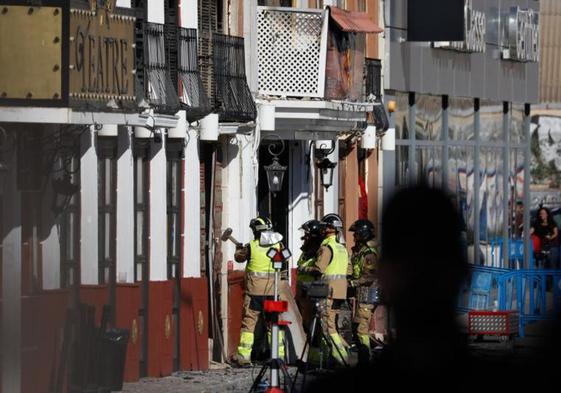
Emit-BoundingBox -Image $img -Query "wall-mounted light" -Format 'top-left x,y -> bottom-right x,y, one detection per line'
387,100 -> 396,113
314,140 -> 337,191
316,157 -> 337,190
264,137 -> 287,195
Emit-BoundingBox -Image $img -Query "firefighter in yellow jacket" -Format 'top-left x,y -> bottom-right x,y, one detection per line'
314,213 -> 350,366
348,219 -> 379,365
231,216 -> 284,367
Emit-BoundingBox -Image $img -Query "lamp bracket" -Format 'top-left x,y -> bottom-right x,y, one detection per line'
265,134 -> 285,158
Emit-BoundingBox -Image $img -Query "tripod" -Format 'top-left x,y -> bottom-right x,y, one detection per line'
291,297 -> 349,392
248,250 -> 293,393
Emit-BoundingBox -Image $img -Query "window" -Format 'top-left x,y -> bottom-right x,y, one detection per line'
60,153 -> 80,288
134,155 -> 149,282
167,154 -> 182,279
98,155 -> 117,285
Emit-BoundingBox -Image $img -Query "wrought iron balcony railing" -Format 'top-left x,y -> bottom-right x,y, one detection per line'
212,34 -> 256,122
178,28 -> 211,122
143,22 -> 180,114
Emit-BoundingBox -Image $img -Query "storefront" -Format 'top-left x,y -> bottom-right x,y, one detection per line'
383,0 -> 539,268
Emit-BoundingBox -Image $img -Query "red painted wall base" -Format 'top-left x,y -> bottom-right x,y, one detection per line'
147,280 -> 173,377
180,277 -> 209,371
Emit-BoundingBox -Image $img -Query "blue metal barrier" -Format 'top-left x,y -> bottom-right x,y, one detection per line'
459,264 -> 561,337
488,238 -> 533,269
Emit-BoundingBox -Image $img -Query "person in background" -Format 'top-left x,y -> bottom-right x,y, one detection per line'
530,207 -> 558,269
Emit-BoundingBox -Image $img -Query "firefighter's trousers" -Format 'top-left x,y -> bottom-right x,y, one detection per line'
236,294 -> 285,361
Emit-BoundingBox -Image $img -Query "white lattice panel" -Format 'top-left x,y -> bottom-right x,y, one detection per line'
257,7 -> 327,98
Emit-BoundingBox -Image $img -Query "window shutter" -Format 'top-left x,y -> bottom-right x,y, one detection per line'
198,0 -> 218,109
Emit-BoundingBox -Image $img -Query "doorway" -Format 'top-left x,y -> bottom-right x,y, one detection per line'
258,142 -> 290,248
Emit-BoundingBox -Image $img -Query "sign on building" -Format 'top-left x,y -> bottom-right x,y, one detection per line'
432,0 -> 486,53
69,0 -> 136,107
501,6 -> 539,63
0,0 -> 137,109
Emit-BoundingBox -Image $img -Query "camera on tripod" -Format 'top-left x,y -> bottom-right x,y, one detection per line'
300,281 -> 330,300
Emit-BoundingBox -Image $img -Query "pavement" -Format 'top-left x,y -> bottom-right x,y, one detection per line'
120,323 -> 555,393
121,361 -> 299,393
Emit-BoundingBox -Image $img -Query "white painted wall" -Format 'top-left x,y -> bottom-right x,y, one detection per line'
147,0 -> 165,24
116,127 -> 135,283
183,126 -> 201,278
80,129 -> 99,285
116,0 -> 131,7
41,225 -> 61,290
288,141 -> 314,270
222,134 -> 258,271
149,136 -> 168,280
219,131 -> 258,355
179,0 -> 198,29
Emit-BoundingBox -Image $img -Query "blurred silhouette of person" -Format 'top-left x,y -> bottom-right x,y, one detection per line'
303,186 -> 560,392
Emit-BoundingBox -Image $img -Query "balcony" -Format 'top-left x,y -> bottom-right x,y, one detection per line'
255,6 -> 385,139
257,7 -> 328,98
177,28 -> 211,122
212,34 -> 257,123
142,22 -> 180,114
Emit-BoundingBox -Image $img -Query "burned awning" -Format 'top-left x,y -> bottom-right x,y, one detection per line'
328,6 -> 383,34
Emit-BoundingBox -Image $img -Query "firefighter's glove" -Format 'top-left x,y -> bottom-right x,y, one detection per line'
297,266 -> 311,274
348,279 -> 359,288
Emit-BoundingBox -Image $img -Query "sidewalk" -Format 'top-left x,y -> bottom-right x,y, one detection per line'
121,364 -> 258,393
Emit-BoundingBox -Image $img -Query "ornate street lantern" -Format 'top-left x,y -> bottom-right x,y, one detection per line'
264,137 -> 287,196
316,157 -> 337,190
314,140 -> 337,191
264,158 -> 287,195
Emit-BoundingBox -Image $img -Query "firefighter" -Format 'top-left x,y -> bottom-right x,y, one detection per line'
296,219 -> 323,330
348,219 -> 379,365
231,216 -> 284,367
315,213 -> 350,366
322,213 -> 346,244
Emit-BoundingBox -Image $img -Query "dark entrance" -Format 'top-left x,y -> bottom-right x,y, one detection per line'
258,142 -> 290,248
